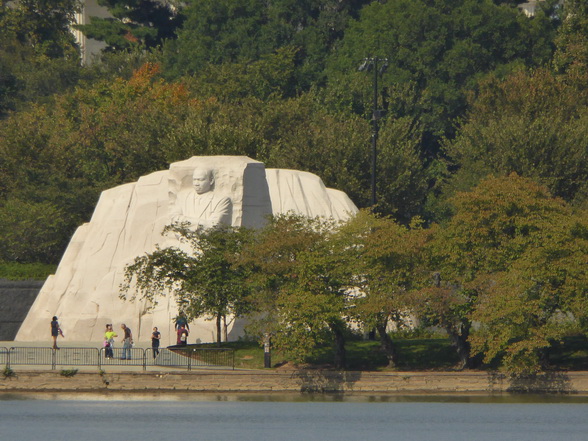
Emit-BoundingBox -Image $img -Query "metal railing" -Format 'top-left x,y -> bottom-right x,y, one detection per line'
0,347 -> 8,367
0,346 -> 235,371
163,347 -> 235,370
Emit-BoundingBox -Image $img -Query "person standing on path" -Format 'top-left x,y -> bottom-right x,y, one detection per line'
151,327 -> 161,358
174,313 -> 190,332
177,324 -> 189,346
104,324 -> 117,359
120,324 -> 133,360
50,316 -> 64,349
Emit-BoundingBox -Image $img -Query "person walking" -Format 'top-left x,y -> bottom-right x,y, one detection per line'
151,327 -> 161,358
120,324 -> 133,360
50,316 -> 64,349
177,324 -> 189,346
174,313 -> 190,332
104,324 -> 117,359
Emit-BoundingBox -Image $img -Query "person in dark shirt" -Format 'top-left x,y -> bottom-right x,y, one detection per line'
151,327 -> 161,358
120,323 -> 133,360
50,316 -> 64,350
174,313 -> 190,332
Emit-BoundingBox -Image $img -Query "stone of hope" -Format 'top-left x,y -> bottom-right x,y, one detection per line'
16,156 -> 358,346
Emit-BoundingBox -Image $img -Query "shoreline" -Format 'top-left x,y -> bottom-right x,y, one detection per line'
4,390 -> 588,404
3,368 -> 588,395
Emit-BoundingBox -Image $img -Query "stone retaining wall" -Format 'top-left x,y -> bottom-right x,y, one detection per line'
2,369 -> 588,394
0,279 -> 43,340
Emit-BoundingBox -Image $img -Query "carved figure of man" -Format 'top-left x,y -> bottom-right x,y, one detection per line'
171,168 -> 232,229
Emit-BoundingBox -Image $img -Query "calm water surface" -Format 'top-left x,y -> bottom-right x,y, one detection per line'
0,393 -> 587,441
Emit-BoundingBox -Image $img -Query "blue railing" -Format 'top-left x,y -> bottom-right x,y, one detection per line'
0,346 -> 234,371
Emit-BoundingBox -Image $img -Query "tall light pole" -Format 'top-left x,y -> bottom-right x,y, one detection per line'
359,57 -> 388,207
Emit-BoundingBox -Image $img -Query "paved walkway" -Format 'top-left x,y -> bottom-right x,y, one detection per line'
0,341 -> 196,373
0,340 -> 153,349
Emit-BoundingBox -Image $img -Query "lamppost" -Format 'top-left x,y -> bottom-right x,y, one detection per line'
359,57 -> 388,341
358,57 -> 388,207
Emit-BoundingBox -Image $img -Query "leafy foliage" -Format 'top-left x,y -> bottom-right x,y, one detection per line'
0,0 -> 81,114
241,214 -> 350,368
326,0 -> 556,150
0,198 -> 71,263
121,223 -> 253,344
335,210 -> 428,366
163,0 -> 370,89
553,0 -> 588,77
429,174 -> 588,373
0,63 -> 197,259
444,68 -> 588,208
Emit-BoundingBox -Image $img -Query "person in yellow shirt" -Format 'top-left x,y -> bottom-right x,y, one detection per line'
104,324 -> 117,359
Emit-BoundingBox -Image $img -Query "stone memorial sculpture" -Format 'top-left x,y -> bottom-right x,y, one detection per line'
16,156 -> 357,345
170,167 -> 232,229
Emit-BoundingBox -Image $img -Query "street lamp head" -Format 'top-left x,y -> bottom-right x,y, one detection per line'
379,62 -> 389,75
358,59 -> 374,72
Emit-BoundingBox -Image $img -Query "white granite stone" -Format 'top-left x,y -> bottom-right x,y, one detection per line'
16,156 -> 357,346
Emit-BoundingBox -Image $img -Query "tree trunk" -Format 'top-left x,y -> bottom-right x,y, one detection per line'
216,314 -> 222,347
448,321 -> 471,370
223,315 -> 228,343
376,322 -> 397,368
332,327 -> 346,369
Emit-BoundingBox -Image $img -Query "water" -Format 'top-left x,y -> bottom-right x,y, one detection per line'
1,393 -> 587,441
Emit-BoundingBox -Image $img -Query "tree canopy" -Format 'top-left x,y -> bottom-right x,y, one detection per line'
428,174 -> 588,372
0,0 -> 82,114
121,223 -> 253,345
325,0 -> 556,151
163,0 -> 370,89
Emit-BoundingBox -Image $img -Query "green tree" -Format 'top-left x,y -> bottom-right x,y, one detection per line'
430,174 -> 588,373
443,68 -> 588,209
6,0 -> 81,58
336,210 -> 428,367
164,0 -> 369,89
121,223 -> 253,345
183,46 -> 299,101
0,0 -> 82,114
326,0 -> 556,152
553,0 -> 588,77
241,214 -> 350,368
414,278 -> 477,369
0,63 -> 199,261
0,197 -> 70,263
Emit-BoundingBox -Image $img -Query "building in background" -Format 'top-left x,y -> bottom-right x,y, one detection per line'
72,0 -> 109,65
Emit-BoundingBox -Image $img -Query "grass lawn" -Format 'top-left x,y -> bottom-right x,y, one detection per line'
189,334 -> 588,372
0,262 -> 56,280
308,338 -> 461,371
189,337 -> 461,371
545,335 -> 588,371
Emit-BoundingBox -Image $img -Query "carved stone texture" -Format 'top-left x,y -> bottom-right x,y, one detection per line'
16,156 -> 357,345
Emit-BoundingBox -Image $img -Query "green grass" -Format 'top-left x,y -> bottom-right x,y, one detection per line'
0,262 -> 56,280
186,341 -> 272,370
185,335 -> 588,372
190,337 -> 460,371
545,335 -> 588,371
309,338 -> 460,371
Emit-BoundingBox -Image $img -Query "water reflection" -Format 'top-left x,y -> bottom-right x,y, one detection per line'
2,391 -> 588,403
2,394 -> 587,441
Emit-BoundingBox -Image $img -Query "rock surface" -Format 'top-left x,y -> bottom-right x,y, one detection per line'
16,156 -> 357,346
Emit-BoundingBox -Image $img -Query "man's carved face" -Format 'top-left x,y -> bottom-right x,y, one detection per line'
192,169 -> 214,194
